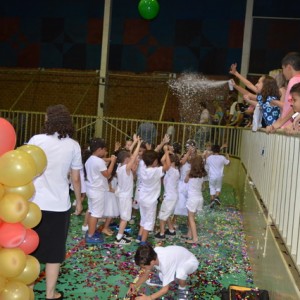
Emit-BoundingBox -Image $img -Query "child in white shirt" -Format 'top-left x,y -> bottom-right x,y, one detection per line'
115,136 -> 141,245
155,152 -> 180,239
84,138 -> 117,244
138,146 -> 171,244
205,144 -> 230,208
128,244 -> 198,300
185,155 -> 207,243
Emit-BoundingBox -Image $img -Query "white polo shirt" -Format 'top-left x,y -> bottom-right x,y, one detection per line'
28,133 -> 82,212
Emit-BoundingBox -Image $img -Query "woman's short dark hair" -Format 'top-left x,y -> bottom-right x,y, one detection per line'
135,244 -> 157,266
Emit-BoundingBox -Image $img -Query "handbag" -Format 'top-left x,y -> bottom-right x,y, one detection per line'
220,285 -> 269,300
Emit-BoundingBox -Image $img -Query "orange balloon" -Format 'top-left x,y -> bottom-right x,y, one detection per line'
0,150 -> 36,187
21,202 -> 42,229
18,144 -> 47,177
0,118 -> 16,157
0,193 -> 29,223
0,280 -> 30,300
4,182 -> 35,201
0,248 -> 26,278
12,255 -> 40,285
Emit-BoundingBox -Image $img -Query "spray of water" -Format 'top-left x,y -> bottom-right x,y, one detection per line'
168,72 -> 230,123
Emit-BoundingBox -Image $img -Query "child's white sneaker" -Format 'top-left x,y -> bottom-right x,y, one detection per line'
177,289 -> 189,299
82,225 -> 88,231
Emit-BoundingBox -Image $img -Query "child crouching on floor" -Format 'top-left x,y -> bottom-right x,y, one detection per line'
127,244 -> 199,300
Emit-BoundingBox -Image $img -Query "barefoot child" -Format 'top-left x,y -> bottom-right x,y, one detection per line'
185,155 -> 207,244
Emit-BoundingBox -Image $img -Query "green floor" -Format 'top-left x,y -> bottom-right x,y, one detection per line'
34,184 -> 254,299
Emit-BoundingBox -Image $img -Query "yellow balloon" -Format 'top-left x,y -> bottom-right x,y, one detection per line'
0,184 -> 4,200
0,275 -> 7,293
4,182 -> 35,201
28,287 -> 35,300
0,193 -> 29,223
21,202 -> 42,229
12,255 -> 40,285
0,248 -> 26,278
0,150 -> 36,187
18,145 -> 47,177
0,280 -> 30,300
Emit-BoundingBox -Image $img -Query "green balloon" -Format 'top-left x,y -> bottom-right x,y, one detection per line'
138,0 -> 160,20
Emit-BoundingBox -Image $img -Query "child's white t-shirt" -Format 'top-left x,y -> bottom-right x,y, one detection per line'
116,164 -> 133,198
154,246 -> 198,287
163,166 -> 179,200
85,155 -> 108,196
205,154 -> 229,179
136,159 -> 146,188
139,166 -> 164,205
179,161 -> 191,181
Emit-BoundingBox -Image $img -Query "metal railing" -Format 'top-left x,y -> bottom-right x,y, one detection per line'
240,130 -> 300,272
0,110 -> 242,157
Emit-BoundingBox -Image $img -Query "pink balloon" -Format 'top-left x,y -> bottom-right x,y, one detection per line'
0,118 -> 16,157
0,222 -> 26,248
18,228 -> 39,255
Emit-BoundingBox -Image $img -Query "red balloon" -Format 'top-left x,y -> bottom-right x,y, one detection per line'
0,222 -> 26,248
0,118 -> 16,157
18,229 -> 39,255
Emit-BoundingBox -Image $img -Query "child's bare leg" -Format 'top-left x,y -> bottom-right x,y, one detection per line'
167,217 -> 175,232
159,219 -> 166,234
178,279 -> 187,289
117,219 -> 127,236
83,210 -> 89,226
102,217 -> 113,235
141,229 -> 149,242
187,211 -> 198,243
87,215 -> 98,236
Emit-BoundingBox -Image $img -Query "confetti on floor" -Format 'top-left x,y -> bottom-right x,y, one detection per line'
34,184 -> 254,299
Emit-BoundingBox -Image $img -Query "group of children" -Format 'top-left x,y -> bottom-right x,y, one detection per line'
71,133 -> 230,247
69,133 -> 230,300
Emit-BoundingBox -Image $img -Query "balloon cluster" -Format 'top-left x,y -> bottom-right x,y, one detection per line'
0,118 -> 47,300
138,0 -> 160,20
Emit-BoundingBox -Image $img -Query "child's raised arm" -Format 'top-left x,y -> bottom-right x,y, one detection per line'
126,137 -> 142,173
161,145 -> 171,172
155,134 -> 170,152
229,63 -> 258,94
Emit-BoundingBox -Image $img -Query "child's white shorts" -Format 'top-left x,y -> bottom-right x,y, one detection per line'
87,191 -> 105,218
176,256 -> 199,280
209,176 -> 222,195
139,201 -> 157,231
186,196 -> 203,213
117,196 -> 132,221
158,197 -> 177,221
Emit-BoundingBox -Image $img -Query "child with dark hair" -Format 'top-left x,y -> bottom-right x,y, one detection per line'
84,138 -> 117,244
155,153 -> 180,239
137,147 -> 171,244
185,155 -> 207,244
205,144 -> 230,208
114,135 -> 142,245
127,244 -> 199,300
229,63 -> 281,129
